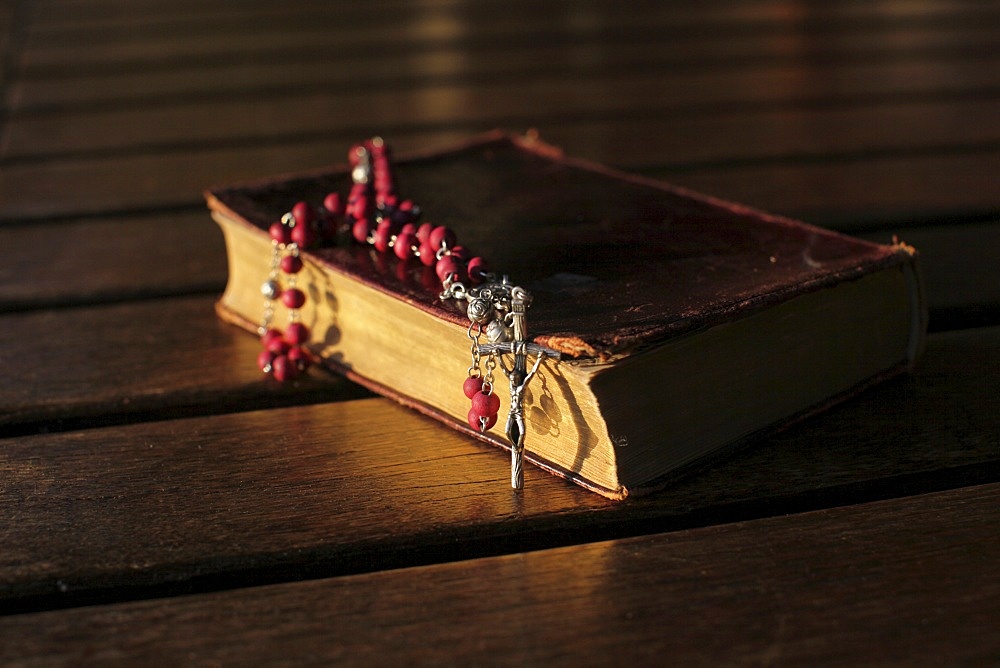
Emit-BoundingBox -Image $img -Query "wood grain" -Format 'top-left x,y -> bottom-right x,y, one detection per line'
0,295 -> 370,432
2,482 -> 997,664
0,210 -> 226,311
8,78 -> 1000,161
0,131 -> 472,222
12,46 -> 1000,114
31,17 -> 986,72
22,0 -> 999,54
4,0 -> 998,231
1,327 -> 996,610
654,149 -> 1000,228
2,134 -> 998,225
0,1 -> 13,81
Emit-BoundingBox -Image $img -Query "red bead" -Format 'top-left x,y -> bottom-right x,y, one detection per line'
468,408 -> 498,432
400,223 -> 416,236
285,322 -> 309,345
291,201 -> 313,227
349,181 -> 368,200
352,219 -> 371,244
415,222 -> 433,244
282,288 -> 306,309
349,195 -> 370,221
257,349 -> 276,373
399,199 -> 415,212
463,376 -> 484,399
280,254 -> 303,274
272,354 -> 298,382
467,256 -> 489,283
269,221 -> 291,244
266,336 -> 290,354
450,245 -> 470,261
436,255 -> 462,282
287,346 -> 311,372
323,192 -> 343,216
394,231 -> 416,260
471,390 -> 501,416
373,219 -> 393,252
261,328 -> 283,348
418,241 -> 438,266
291,223 -> 316,248
429,225 -> 456,250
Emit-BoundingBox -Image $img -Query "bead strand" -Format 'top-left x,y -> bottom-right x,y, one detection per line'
259,138 -> 502,439
339,140 -> 502,432
342,138 -> 493,291
257,210 -> 314,382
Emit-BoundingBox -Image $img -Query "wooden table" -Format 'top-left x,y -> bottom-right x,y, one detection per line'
2,1 -> 998,663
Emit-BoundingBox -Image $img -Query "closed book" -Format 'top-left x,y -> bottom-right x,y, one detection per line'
206,131 -> 925,499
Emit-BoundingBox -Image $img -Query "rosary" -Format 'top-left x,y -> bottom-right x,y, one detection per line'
257,138 -> 560,489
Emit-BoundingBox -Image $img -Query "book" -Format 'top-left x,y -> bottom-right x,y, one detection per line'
206,130 -> 926,499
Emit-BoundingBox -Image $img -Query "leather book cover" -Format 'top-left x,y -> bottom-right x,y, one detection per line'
207,130 -> 921,363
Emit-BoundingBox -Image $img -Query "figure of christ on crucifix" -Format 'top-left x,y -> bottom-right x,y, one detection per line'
476,287 -> 560,489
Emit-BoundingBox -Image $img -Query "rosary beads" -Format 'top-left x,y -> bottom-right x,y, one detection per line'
257,138 -> 559,488
256,206 -> 313,382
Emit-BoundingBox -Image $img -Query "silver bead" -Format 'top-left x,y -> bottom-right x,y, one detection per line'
486,318 -> 512,343
467,298 -> 493,325
261,280 -> 281,300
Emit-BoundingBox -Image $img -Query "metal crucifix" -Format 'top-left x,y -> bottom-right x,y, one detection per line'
475,286 -> 561,489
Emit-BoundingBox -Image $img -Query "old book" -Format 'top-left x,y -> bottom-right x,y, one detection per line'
206,131 -> 925,499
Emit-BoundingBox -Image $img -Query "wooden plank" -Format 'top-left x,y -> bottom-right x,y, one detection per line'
7,73 -> 1000,161
1,326 -> 996,609
0,131 -> 470,222
23,0 -> 999,38
0,295 -> 370,431
652,149 -> 1000,229
0,210 -> 227,311
1,483 -> 997,664
1,134 -> 997,226
13,42 -> 1000,114
0,0 -> 18,92
17,11 -> 998,77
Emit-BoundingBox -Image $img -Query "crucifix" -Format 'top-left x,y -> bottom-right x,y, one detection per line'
461,282 -> 561,489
